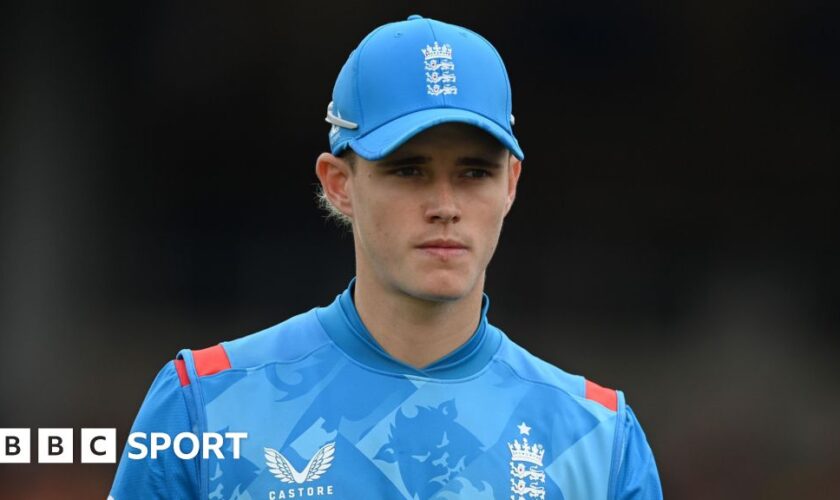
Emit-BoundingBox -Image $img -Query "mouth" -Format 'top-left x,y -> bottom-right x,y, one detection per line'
416,239 -> 469,259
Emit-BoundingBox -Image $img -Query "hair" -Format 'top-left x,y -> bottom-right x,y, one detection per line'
315,148 -> 356,230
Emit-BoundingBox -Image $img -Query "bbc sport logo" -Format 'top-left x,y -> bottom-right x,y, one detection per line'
0,428 -> 247,463
0,428 -> 116,464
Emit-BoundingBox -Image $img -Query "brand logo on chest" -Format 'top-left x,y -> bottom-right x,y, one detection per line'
264,441 -> 336,499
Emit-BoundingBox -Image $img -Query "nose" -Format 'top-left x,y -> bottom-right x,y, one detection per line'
424,179 -> 461,224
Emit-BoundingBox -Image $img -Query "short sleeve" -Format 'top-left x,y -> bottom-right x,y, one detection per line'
109,361 -> 199,499
614,405 -> 663,500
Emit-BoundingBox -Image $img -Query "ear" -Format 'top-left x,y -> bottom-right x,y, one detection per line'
504,155 -> 522,216
315,152 -> 354,219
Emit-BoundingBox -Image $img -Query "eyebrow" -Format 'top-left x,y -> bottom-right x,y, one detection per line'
377,155 -> 503,168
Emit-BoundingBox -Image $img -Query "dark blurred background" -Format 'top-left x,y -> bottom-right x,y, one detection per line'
1,1 -> 838,498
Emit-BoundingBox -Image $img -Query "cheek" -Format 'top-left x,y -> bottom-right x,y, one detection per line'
471,190 -> 508,254
370,197 -> 408,233
357,191 -> 414,255
473,187 -> 508,226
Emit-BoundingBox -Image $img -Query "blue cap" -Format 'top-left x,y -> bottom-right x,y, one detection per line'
325,15 -> 524,161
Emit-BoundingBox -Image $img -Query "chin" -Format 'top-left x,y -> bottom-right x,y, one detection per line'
406,270 -> 476,303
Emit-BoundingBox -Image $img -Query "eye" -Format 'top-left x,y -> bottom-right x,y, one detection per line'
463,168 -> 493,179
391,166 -> 422,177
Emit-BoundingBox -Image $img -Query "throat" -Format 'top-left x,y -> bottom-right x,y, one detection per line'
351,277 -> 484,369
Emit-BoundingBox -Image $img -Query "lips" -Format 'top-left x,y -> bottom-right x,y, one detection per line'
416,239 -> 469,259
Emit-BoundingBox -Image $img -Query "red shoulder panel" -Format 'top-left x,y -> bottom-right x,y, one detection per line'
193,344 -> 232,377
174,359 -> 190,387
585,379 -> 618,412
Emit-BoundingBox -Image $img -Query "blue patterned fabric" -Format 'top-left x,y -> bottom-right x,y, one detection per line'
110,280 -> 661,499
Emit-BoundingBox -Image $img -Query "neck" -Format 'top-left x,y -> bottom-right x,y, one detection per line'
352,271 -> 485,369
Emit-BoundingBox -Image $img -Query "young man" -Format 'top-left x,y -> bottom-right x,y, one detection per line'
110,15 -> 662,500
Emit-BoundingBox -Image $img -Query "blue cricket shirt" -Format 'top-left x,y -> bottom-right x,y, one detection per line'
110,279 -> 662,499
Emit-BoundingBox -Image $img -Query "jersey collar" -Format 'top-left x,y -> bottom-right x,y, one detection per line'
315,278 -> 501,379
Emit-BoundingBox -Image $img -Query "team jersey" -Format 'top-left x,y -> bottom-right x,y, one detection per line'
110,279 -> 662,500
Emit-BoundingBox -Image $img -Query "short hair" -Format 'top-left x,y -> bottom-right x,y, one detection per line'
315,149 -> 355,230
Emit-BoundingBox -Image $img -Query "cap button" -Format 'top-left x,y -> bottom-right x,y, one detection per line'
407,14 -> 423,20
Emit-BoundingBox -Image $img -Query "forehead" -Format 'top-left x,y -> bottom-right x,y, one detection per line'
389,123 -> 507,156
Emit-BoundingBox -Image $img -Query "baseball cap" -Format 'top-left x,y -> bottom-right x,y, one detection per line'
325,15 -> 524,161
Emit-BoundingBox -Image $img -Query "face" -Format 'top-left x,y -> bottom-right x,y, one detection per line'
341,123 -> 522,302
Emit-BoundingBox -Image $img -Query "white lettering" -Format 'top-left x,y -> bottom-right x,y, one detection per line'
127,432 -> 248,460
127,432 -> 147,459
202,433 -> 223,459
267,485 -> 335,499
150,432 -> 171,459
225,432 -> 247,459
173,432 -> 199,459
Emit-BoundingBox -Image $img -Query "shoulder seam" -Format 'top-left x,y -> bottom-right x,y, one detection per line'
495,357 -> 583,400
607,390 -> 628,499
496,357 -> 620,415
173,359 -> 190,386
200,341 -> 336,377
174,344 -> 232,386
193,344 -> 232,376
585,379 -> 618,412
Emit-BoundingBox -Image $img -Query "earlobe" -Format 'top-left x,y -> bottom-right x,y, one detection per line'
315,153 -> 354,218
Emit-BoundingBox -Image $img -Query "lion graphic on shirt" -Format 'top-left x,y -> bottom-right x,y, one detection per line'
374,399 -> 484,499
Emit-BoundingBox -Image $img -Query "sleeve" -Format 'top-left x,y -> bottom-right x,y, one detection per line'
108,361 -> 200,500
613,405 -> 663,500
